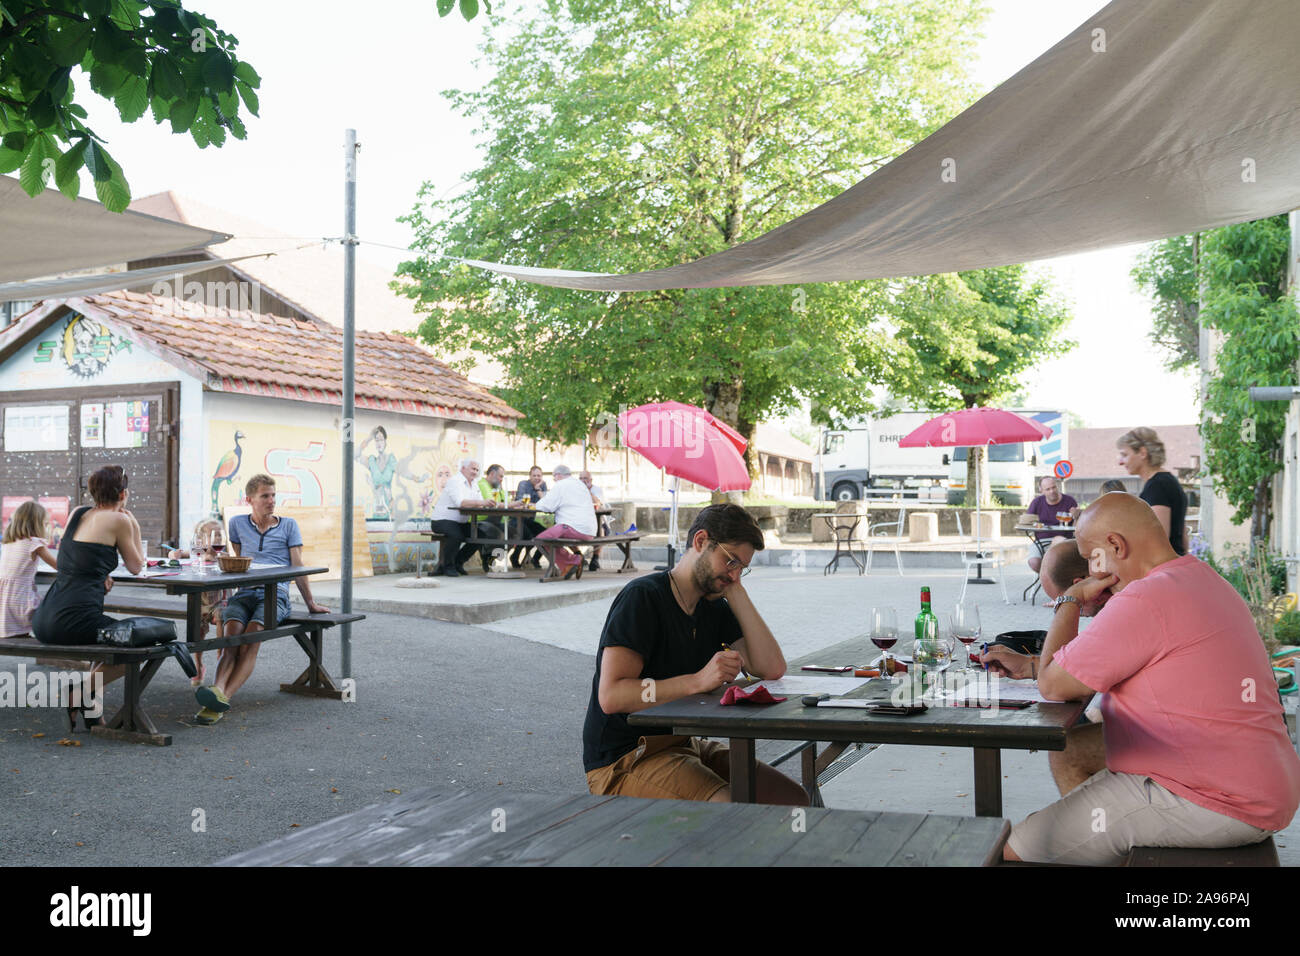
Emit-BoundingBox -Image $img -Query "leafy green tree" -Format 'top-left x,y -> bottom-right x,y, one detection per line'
0,0 -> 260,211
1131,234 -> 1200,372
435,0 -> 490,21
397,0 -> 988,475
873,265 -> 1074,504
1199,215 -> 1297,542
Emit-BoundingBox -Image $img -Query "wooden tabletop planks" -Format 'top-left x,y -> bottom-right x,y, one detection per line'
216,789 -> 1009,867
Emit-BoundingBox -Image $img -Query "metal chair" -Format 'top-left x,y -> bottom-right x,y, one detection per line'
864,502 -> 905,575
953,511 -> 1009,604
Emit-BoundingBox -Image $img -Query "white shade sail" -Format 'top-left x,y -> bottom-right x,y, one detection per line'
0,176 -> 228,284
465,0 -> 1300,292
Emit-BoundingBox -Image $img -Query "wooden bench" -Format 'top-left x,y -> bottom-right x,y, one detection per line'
1123,836 -> 1280,867
531,532 -> 644,582
218,788 -> 1012,867
0,610 -> 365,746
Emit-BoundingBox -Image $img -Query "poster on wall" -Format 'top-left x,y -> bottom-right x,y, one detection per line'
3,405 -> 69,451
80,402 -> 104,447
38,496 -> 71,530
104,400 -> 148,449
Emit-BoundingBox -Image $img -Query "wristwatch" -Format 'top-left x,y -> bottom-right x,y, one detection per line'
1051,594 -> 1081,613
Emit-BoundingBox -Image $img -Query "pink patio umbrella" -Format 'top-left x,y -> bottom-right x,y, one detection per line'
618,401 -> 751,564
899,408 -> 1053,575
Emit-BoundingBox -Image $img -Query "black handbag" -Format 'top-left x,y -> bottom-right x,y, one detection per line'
992,629 -> 1046,656
97,617 -> 197,679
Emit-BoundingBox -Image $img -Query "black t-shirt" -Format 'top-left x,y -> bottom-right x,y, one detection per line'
582,571 -> 743,772
1140,470 -> 1187,555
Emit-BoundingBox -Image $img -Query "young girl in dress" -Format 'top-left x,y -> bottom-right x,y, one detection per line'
169,517 -> 229,686
0,502 -> 58,638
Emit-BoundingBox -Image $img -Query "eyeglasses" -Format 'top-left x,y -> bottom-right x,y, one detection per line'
712,540 -> 751,577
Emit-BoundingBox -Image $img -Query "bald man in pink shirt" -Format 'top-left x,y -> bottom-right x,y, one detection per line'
988,492 -> 1300,865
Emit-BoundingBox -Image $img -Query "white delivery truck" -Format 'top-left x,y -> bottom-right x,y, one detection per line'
945,409 -> 1069,507
816,412 -> 952,501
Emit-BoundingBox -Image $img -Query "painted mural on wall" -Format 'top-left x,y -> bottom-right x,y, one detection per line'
32,314 -> 133,379
206,419 -> 478,524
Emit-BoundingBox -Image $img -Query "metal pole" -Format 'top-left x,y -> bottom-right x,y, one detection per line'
341,129 -> 358,678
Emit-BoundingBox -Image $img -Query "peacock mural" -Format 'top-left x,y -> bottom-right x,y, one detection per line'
209,430 -> 245,515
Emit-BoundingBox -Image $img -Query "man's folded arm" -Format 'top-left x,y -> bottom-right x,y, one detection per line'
597,646 -> 708,714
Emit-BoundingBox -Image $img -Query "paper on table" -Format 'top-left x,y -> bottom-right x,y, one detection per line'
938,675 -> 1053,704
739,675 -> 870,696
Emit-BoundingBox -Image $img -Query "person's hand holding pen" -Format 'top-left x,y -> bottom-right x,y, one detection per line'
974,643 -> 1037,680
720,642 -> 754,681
695,649 -> 744,690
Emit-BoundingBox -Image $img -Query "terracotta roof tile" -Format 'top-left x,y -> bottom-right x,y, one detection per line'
74,291 -> 520,427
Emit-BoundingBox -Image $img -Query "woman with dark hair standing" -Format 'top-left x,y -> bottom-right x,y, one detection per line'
1116,427 -> 1188,555
32,464 -> 146,728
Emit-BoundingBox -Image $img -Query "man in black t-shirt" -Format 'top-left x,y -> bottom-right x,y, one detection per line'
582,504 -> 807,805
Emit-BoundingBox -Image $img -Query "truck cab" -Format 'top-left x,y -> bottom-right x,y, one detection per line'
946,443 -> 1037,507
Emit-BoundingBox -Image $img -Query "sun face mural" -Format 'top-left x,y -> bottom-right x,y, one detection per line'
31,314 -> 133,379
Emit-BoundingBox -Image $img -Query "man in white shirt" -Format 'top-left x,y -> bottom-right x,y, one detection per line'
430,458 -> 502,576
534,464 -> 598,578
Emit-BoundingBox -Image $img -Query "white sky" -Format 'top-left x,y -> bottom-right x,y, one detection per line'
70,0 -> 1198,428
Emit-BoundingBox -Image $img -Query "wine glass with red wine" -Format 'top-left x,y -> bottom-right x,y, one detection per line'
208,525 -> 226,560
868,607 -> 898,674
950,603 -> 982,671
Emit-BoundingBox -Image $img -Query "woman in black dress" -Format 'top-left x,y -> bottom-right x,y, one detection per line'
32,465 -> 146,727
1116,427 -> 1188,555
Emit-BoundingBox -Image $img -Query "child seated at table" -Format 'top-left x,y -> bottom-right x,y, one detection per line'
0,501 -> 58,638
168,516 -> 230,686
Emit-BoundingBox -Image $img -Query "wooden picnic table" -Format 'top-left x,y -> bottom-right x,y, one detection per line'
19,564 -> 357,744
215,788 -> 1011,866
630,635 -> 1088,817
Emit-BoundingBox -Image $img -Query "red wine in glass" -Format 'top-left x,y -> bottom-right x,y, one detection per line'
871,634 -> 897,651
209,527 -> 226,556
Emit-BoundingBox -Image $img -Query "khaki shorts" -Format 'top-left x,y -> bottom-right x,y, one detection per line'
1008,769 -> 1273,866
586,735 -> 732,802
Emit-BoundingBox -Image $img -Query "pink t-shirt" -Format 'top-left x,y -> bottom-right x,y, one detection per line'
1054,555 -> 1300,831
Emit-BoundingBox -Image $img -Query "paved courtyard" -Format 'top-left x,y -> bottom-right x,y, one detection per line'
2,560 -> 1296,866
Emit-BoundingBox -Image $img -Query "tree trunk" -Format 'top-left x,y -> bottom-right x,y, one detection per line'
1251,476 -> 1272,545
964,447 -> 988,508
703,376 -> 748,504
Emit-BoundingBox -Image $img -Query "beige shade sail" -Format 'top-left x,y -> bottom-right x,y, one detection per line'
464,0 -> 1300,292
0,175 -> 228,283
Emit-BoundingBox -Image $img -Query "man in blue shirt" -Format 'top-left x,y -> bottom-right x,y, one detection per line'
194,473 -> 329,725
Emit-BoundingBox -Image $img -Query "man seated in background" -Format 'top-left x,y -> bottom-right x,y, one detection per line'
1023,476 -> 1078,574
429,459 -> 502,576
984,492 -> 1299,864
532,465 -> 598,578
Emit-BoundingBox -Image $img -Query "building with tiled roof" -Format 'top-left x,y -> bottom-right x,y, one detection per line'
0,292 -> 519,556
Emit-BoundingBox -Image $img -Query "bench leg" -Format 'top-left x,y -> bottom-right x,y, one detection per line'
93,658 -> 172,746
280,627 -> 344,699
617,542 -> 636,573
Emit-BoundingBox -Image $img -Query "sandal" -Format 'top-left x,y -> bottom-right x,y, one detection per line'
193,707 -> 224,725
195,685 -> 231,712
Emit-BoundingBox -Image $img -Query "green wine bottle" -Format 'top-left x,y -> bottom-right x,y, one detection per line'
914,586 -> 938,642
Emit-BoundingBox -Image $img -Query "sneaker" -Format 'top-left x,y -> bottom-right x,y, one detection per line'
193,707 -> 224,726
588,558 -> 601,572
195,685 -> 231,713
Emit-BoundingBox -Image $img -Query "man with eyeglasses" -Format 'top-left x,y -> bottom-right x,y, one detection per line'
582,504 -> 807,805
